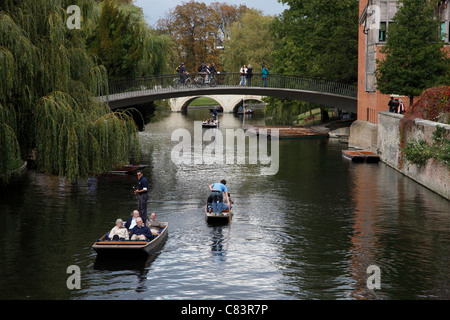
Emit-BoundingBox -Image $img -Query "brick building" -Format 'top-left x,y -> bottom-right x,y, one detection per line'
357,0 -> 450,124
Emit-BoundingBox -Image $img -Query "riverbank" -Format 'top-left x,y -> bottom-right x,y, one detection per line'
349,112 -> 449,199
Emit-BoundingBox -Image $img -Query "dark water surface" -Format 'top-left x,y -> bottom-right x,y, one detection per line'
1,109 -> 449,300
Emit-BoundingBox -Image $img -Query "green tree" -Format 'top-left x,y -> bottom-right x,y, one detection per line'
266,0 -> 358,124
271,0 -> 358,83
222,9 -> 274,73
376,0 -> 449,106
0,0 -> 139,183
88,0 -> 173,79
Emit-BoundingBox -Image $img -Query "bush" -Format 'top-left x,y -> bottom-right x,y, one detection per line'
403,139 -> 433,166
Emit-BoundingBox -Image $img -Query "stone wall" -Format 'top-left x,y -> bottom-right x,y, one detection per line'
377,112 -> 449,199
349,112 -> 449,199
348,119 -> 378,153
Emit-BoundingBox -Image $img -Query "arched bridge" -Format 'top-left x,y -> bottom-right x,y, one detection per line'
99,73 -> 357,113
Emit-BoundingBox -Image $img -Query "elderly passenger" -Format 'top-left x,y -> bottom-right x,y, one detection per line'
129,217 -> 152,241
147,212 -> 164,235
108,218 -> 129,241
125,210 -> 140,231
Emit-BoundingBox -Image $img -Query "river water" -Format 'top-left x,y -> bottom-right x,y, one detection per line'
0,108 -> 449,300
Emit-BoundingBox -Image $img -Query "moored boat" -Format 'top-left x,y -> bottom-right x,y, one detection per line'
342,150 -> 380,163
107,164 -> 148,175
92,222 -> 168,257
358,151 -> 381,163
205,205 -> 232,224
342,150 -> 365,162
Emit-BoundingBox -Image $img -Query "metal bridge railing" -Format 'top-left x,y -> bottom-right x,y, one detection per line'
102,73 -> 357,101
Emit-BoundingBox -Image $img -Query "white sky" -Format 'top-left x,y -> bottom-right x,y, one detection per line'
133,0 -> 288,26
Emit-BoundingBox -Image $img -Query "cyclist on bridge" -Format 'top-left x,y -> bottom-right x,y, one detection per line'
178,62 -> 188,84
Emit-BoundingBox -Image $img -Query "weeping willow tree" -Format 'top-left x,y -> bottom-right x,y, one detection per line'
0,0 -> 140,183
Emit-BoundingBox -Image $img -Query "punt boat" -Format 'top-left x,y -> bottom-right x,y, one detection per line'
107,164 -> 148,175
342,150 -> 380,163
92,222 -> 168,257
205,205 -> 232,224
202,122 -> 219,128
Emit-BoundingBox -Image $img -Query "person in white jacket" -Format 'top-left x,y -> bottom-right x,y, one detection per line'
239,65 -> 247,86
108,218 -> 129,241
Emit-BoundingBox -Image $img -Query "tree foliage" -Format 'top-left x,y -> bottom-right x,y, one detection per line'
0,0 -> 142,183
265,0 -> 358,124
376,0 -> 449,106
222,9 -> 274,73
156,1 -> 247,72
88,0 -> 173,79
270,0 -> 359,83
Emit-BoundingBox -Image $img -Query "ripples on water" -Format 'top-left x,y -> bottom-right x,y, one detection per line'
0,110 -> 449,300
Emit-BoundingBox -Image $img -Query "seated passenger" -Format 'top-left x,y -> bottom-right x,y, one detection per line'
207,194 -> 232,212
222,193 -> 233,211
147,212 -> 164,235
125,210 -> 140,231
129,217 -> 152,241
108,218 -> 129,241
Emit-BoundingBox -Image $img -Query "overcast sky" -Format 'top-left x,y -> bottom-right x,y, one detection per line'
133,0 -> 288,26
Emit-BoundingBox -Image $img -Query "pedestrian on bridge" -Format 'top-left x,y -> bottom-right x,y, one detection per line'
262,65 -> 269,87
247,65 -> 253,87
239,65 -> 247,86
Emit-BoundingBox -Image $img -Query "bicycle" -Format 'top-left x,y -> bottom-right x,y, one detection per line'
172,74 -> 194,88
194,72 -> 217,88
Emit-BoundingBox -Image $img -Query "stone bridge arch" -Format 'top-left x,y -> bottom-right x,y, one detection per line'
170,95 -> 265,113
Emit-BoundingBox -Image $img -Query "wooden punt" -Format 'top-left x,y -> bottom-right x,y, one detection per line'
205,205 -> 232,224
358,151 -> 381,163
202,122 -> 219,128
92,223 -> 168,257
237,111 -> 254,114
245,125 -> 328,139
107,164 -> 148,175
342,150 -> 365,162
342,150 -> 380,163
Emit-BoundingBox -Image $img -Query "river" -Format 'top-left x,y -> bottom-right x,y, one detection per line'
0,108 -> 449,300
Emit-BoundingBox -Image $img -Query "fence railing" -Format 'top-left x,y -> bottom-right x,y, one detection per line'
103,73 -> 357,101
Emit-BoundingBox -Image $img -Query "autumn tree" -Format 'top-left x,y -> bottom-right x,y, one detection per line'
156,1 -> 247,72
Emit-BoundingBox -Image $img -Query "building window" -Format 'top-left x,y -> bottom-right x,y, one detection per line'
379,22 -> 387,42
441,22 -> 448,42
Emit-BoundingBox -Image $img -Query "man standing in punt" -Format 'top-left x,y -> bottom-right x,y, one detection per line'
208,179 -> 231,215
134,171 -> 149,223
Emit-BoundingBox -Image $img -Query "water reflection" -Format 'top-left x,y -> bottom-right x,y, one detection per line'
210,226 -> 229,262
1,108 -> 449,300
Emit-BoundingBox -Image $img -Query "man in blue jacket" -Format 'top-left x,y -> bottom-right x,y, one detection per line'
134,171 -> 149,223
208,179 -> 231,215
130,217 -> 152,241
